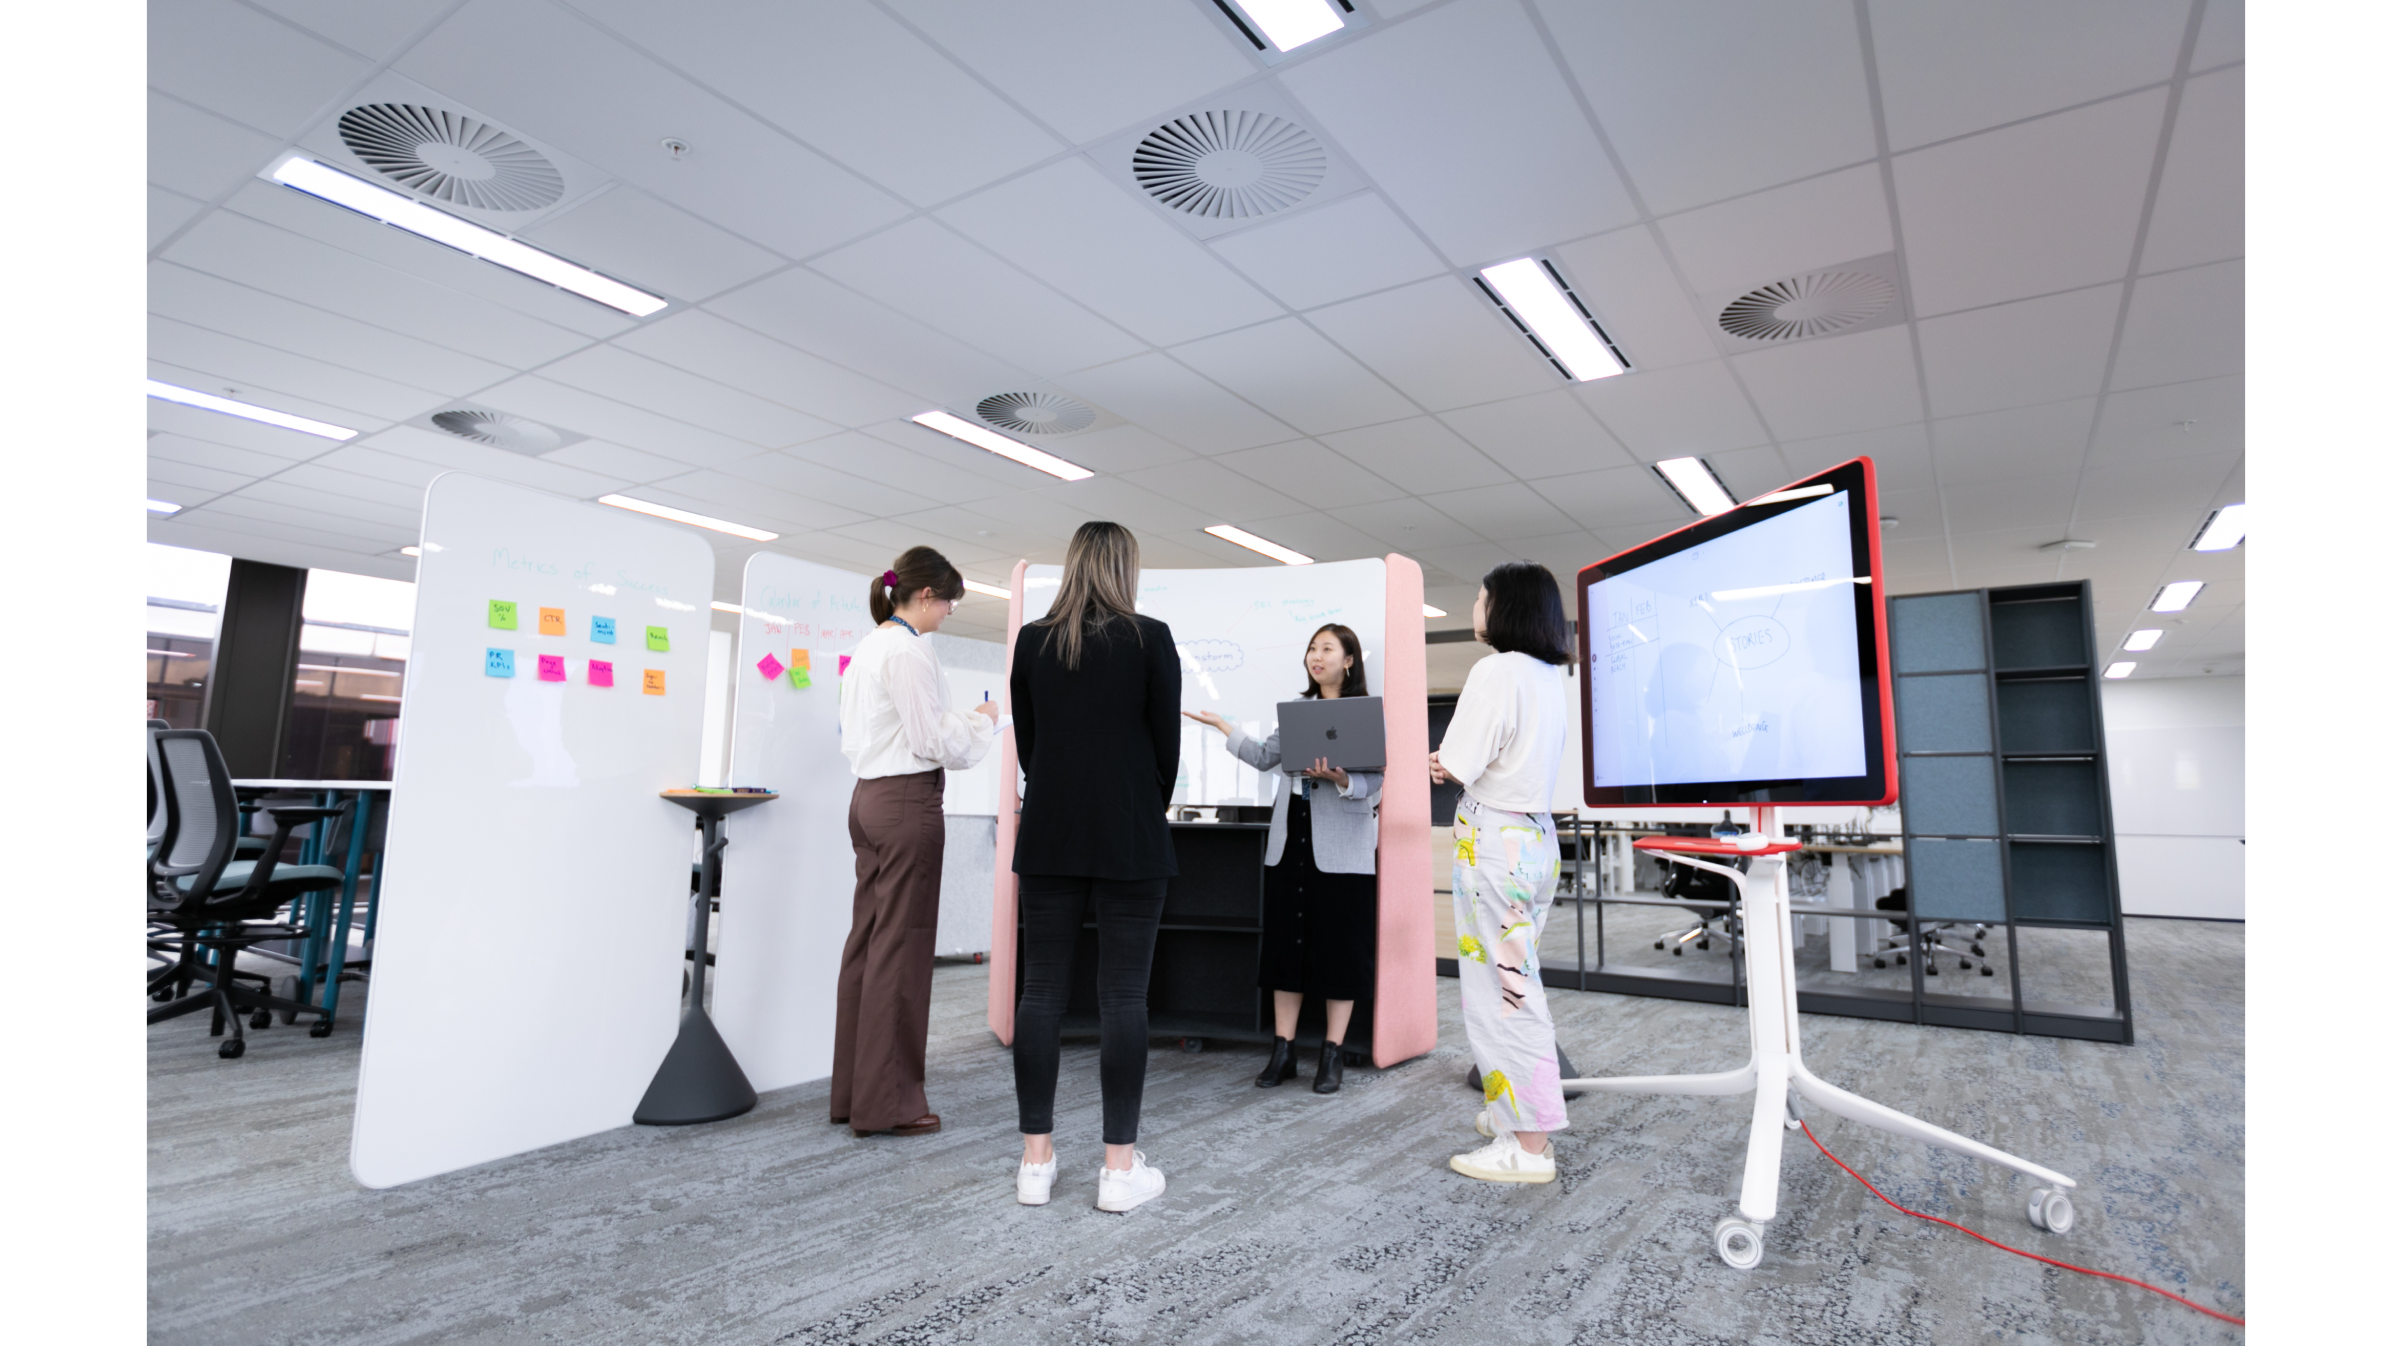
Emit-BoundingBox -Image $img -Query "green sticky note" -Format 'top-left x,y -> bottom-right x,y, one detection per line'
789,666 -> 811,689
646,625 -> 669,652
488,600 -> 518,630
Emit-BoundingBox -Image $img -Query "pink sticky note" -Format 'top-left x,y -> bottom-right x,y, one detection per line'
537,654 -> 566,682
755,652 -> 785,681
837,654 -> 852,677
588,659 -> 614,688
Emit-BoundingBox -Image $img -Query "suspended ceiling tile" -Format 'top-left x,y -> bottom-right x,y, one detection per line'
882,0 -> 1255,146
1416,481 -> 1578,540
147,458 -> 254,498
1170,319 -> 1415,437
149,0 -> 369,137
939,158 -> 1284,348
1657,165 -> 1897,297
705,268 -> 1035,407
202,493 -> 418,546
297,444 -> 448,491
521,187 -> 788,303
1279,0 -> 1637,265
1870,0 -> 2193,150
1879,536 -> 1955,580
828,519 -> 1006,568
1234,510 -> 1393,565
1547,227 -> 1718,372
1930,398 -> 2099,486
1707,444 -> 1795,499
779,430 -> 1023,505
147,92 -> 283,203
534,345 -> 843,448
1894,89 -> 2167,316
1206,194 -> 1449,312
2085,376 -> 2239,465
470,375 -> 771,468
367,424 -> 630,498
1779,422 -> 1932,490
637,469 -> 872,533
1025,424 -> 1192,476
1319,417 -> 1509,496
1439,388 -> 1630,482
613,310 -> 922,429
2108,260 -> 2242,391
1330,497 -> 1486,551
1914,284 -> 2121,419
1305,278 -> 1556,412
1054,352 -> 1295,455
146,394 -> 364,462
268,463 -> 437,510
2191,0 -> 2244,68
2138,70 -> 2243,274
148,263 -> 519,393
564,0 -> 1063,206
236,479 -> 424,531
879,504 -> 1053,562
1946,522 -> 2070,569
2073,456 -> 2238,525
1573,359 -> 1770,458
1536,0 -> 1876,215
247,0 -> 459,60
1875,486 -> 1947,538
1022,475 -> 1211,534
1533,463 -> 1692,532
150,186 -> 209,252
1730,325 -> 1922,442
1207,441 -> 1406,511
811,217 -> 1148,378
1941,473 -> 2079,535
149,316 -> 454,425
537,439 -> 703,485
1119,457 -> 1305,523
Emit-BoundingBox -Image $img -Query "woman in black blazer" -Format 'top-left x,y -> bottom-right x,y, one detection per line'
1008,521 -> 1180,1214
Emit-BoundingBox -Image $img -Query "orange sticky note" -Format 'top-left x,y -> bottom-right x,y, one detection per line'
789,649 -> 810,671
642,668 -> 666,696
538,607 -> 565,636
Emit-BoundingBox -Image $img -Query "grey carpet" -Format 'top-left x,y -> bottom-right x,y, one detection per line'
149,918 -> 2243,1344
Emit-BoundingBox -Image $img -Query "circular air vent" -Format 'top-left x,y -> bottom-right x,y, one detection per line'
338,104 -> 564,212
430,409 -> 562,453
975,392 -> 1095,436
1719,270 -> 1897,342
1132,111 -> 1327,220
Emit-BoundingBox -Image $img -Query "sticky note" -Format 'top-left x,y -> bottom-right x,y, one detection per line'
539,607 -> 566,636
591,616 -> 617,644
642,668 -> 666,696
756,652 -> 785,682
588,659 -> 614,688
789,666 -> 811,689
485,648 -> 515,677
646,625 -> 670,652
790,649 -> 811,671
837,654 -> 852,677
537,654 -> 565,682
488,600 -> 518,630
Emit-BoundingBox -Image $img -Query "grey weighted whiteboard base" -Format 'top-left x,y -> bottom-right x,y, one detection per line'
636,791 -> 773,1126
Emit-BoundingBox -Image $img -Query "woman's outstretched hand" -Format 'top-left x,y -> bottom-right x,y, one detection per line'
1427,750 -> 1450,785
1182,710 -> 1231,734
1299,757 -> 1350,790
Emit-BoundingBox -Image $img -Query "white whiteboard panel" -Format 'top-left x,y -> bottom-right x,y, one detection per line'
351,473 -> 712,1188
2104,724 -> 2245,838
713,552 -> 874,1094
1026,559 -> 1387,807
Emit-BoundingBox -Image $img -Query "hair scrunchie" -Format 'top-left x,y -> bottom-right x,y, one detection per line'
882,570 -> 899,589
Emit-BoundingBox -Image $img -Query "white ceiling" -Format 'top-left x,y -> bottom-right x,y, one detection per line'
146,0 -> 2244,675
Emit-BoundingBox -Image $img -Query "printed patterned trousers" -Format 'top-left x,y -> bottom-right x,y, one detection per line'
1452,793 -> 1568,1136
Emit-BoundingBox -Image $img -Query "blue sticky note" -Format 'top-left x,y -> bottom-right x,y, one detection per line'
485,647 -> 516,678
591,615 -> 617,644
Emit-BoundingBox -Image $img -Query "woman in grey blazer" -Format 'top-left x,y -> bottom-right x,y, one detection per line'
1185,624 -> 1380,1094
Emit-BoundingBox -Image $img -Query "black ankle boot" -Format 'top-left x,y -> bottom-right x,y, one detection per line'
1256,1037 -> 1297,1087
1313,1042 -> 1345,1094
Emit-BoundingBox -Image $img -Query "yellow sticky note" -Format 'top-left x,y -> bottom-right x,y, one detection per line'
642,668 -> 666,696
538,607 -> 565,636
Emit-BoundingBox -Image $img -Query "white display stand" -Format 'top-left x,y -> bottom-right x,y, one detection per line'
351,473 -> 712,1188
712,552 -> 874,1094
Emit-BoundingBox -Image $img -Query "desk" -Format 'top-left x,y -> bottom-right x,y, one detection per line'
230,778 -> 391,1031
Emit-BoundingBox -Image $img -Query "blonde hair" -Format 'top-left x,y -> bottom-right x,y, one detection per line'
1033,521 -> 1141,669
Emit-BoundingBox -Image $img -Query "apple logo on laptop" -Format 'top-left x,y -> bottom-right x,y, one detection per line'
1326,727 -> 1338,740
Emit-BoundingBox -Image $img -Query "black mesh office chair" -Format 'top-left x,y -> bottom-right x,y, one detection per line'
147,729 -> 351,1057
1654,858 -> 1744,956
1871,885 -> 1996,977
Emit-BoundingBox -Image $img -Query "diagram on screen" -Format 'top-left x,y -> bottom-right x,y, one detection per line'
1590,491 -> 1868,789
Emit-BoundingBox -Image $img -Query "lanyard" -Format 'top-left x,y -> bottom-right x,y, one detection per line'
889,616 -> 918,637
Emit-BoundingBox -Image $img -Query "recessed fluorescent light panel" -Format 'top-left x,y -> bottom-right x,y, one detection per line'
2104,662 -> 2136,680
399,546 -> 421,557
1746,484 -> 1832,507
1221,0 -> 1346,51
1205,524 -> 1313,565
266,156 -> 668,317
1422,604 -> 1448,618
910,411 -> 1094,481
1653,457 -> 1737,516
146,499 -> 182,515
2150,581 -> 2205,613
1476,258 -> 1629,382
147,379 -> 357,440
2122,629 -> 2163,652
962,579 -> 1011,600
596,494 -> 779,542
2190,503 -> 2246,551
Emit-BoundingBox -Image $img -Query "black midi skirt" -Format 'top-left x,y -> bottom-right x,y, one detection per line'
1257,792 -> 1378,1001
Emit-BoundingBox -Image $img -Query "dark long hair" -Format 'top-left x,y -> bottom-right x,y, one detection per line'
1030,522 -> 1141,669
869,546 -> 963,624
1297,623 -> 1368,699
1479,562 -> 1573,665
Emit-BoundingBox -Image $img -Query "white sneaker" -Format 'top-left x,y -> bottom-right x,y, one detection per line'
1474,1109 -> 1494,1139
1449,1132 -> 1556,1184
1096,1152 -> 1166,1213
1017,1156 -> 1057,1206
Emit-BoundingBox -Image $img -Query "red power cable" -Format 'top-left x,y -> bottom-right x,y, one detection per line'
1796,1120 -> 2245,1328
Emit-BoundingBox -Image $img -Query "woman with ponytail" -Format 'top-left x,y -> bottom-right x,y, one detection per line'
831,546 -> 999,1139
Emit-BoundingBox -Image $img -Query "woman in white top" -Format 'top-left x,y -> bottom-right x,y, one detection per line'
831,546 -> 999,1139
1428,562 -> 1574,1184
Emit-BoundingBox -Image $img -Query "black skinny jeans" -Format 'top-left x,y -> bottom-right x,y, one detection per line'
1013,874 -> 1169,1145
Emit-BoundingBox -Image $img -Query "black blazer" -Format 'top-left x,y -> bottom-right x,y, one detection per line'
1010,614 -> 1181,880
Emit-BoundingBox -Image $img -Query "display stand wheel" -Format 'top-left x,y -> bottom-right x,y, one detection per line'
1713,1216 -> 1765,1270
308,1020 -> 333,1038
2027,1187 -> 2075,1234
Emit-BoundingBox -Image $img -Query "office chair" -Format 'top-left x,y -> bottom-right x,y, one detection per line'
1870,885 -> 1996,977
1654,856 -> 1744,957
148,729 -> 350,1058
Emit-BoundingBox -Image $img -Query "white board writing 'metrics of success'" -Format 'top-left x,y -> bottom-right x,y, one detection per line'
1589,491 -> 1867,789
352,472 -> 711,1189
1024,558 -> 1387,808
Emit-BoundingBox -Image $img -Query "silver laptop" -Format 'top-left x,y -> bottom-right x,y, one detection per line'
1275,696 -> 1385,774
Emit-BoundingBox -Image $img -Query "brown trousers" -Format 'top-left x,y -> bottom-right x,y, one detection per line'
829,769 -> 945,1130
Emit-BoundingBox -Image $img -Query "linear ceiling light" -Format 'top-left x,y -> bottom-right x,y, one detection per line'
1477,258 -> 1627,381
147,379 -> 357,440
2190,503 -> 2246,551
1205,524 -> 1313,565
1423,603 -> 1448,618
596,494 -> 779,541
2104,662 -> 2136,680
1747,484 -> 1833,507
1653,457 -> 1737,516
267,156 -> 669,317
1230,0 -> 1345,50
399,546 -> 421,557
910,411 -> 1095,481
2122,629 -> 2163,652
2150,580 -> 2205,613
146,498 -> 183,515
962,579 -> 1011,600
